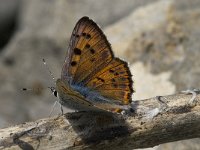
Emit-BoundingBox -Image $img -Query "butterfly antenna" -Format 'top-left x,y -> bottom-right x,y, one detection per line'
42,58 -> 56,82
21,88 -> 33,91
21,87 -> 41,95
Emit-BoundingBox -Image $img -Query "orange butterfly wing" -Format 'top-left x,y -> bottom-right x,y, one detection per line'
61,17 -> 133,106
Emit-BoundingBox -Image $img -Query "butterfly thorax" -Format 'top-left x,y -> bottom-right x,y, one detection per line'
56,79 -> 94,111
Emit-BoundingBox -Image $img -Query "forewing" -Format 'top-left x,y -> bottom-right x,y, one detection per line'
61,17 -> 113,84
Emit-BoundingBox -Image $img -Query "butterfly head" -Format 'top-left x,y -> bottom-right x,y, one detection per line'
55,78 -> 73,96
48,86 -> 57,97
48,79 -> 70,98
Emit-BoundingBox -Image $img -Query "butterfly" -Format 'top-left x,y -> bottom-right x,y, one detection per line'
54,16 -> 134,113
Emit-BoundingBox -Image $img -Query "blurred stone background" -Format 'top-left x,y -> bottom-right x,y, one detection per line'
0,0 -> 200,149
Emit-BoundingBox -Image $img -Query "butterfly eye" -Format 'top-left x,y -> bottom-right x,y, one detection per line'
48,87 -> 57,97
53,91 -> 58,97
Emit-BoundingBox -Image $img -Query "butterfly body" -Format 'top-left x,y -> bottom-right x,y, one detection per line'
56,79 -> 94,111
56,78 -> 131,111
57,17 -> 134,112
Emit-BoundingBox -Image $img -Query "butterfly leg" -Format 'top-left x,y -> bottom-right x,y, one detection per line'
49,100 -> 59,117
59,102 -> 64,115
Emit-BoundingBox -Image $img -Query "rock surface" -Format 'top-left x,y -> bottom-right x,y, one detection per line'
0,0 -> 20,49
0,0 -> 157,126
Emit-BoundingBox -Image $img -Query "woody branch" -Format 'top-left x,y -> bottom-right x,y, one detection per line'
0,91 -> 200,150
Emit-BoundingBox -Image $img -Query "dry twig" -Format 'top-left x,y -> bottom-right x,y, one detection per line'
0,90 -> 200,150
